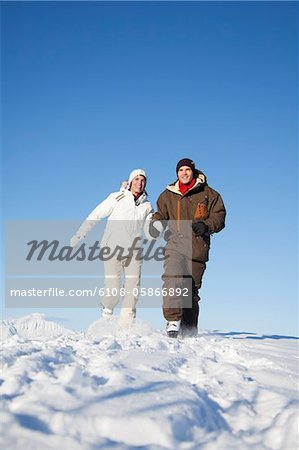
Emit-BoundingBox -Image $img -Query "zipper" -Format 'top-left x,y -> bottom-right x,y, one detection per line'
177,198 -> 181,232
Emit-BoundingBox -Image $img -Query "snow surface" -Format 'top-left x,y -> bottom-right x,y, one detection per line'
1,314 -> 298,449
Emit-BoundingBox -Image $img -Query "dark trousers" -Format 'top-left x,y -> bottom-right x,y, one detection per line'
162,249 -> 206,327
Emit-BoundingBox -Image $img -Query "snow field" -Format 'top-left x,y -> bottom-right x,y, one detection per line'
1,314 -> 298,449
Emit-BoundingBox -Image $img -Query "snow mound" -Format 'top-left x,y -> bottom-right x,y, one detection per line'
86,316 -> 153,341
0,314 -> 76,340
0,320 -> 18,340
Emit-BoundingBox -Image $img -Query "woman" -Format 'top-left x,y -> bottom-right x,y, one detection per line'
70,169 -> 153,323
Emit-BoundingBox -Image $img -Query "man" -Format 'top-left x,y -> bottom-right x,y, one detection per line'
150,158 -> 226,338
70,169 -> 153,323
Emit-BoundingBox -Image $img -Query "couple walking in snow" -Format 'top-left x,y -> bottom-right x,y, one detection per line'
71,158 -> 226,338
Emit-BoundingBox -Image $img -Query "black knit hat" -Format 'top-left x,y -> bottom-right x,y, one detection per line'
176,158 -> 196,174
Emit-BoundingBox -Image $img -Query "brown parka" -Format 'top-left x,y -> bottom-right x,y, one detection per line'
152,171 -> 226,262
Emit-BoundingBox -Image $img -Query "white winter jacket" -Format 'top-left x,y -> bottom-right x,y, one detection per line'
73,188 -> 153,249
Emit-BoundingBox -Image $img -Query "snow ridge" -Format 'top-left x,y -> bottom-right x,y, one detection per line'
1,313 -> 76,340
1,314 -> 298,449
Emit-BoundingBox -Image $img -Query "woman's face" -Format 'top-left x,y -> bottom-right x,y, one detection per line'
130,175 -> 146,195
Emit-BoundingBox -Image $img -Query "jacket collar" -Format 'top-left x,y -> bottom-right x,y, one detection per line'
166,173 -> 206,196
134,191 -> 147,205
123,188 -> 147,205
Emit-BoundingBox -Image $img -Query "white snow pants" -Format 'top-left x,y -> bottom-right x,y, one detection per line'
101,253 -> 142,319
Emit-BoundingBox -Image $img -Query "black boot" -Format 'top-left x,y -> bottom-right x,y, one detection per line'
180,320 -> 198,338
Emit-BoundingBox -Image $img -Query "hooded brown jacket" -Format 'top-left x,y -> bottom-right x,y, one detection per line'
152,172 -> 226,262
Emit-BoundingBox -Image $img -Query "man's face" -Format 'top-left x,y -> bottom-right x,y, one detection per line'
177,166 -> 193,184
130,175 -> 146,195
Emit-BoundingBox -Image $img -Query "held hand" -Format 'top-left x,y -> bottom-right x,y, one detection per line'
149,220 -> 163,239
192,221 -> 208,237
70,235 -> 82,248
163,229 -> 172,242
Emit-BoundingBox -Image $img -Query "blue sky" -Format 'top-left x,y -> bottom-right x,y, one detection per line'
1,1 -> 298,336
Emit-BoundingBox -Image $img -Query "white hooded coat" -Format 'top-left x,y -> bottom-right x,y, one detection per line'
73,187 -> 153,249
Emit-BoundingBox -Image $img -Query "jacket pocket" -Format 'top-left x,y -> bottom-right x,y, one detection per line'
192,235 -> 210,262
194,198 -> 209,220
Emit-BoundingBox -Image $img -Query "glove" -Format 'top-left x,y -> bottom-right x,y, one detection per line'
149,220 -> 163,239
70,235 -> 82,248
192,221 -> 208,237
